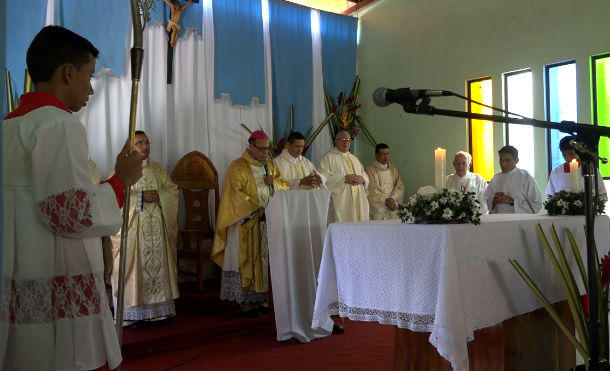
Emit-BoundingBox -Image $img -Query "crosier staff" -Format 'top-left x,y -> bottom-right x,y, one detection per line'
115,0 -> 153,355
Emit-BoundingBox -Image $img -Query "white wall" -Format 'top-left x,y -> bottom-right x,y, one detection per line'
355,0 -> 610,197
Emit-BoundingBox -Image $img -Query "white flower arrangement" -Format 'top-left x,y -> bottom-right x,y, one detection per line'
397,186 -> 482,225
544,190 -> 606,215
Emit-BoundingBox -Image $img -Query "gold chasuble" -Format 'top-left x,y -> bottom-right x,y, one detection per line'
110,159 -> 180,321
364,161 -> 405,220
212,150 -> 289,293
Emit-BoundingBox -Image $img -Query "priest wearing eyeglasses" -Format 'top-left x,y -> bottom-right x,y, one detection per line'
318,130 -> 370,222
211,130 -> 289,317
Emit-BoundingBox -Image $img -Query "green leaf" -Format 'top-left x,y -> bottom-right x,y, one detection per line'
567,228 -> 589,295
510,259 -> 589,359
305,113 -> 333,148
239,123 -> 253,134
536,224 -> 589,350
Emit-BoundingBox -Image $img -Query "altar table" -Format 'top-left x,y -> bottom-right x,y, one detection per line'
312,214 -> 610,371
266,189 -> 331,342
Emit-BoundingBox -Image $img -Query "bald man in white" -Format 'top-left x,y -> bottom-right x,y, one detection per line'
445,151 -> 488,214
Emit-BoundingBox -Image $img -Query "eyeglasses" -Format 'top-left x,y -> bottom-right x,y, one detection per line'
251,143 -> 270,152
335,138 -> 352,142
135,140 -> 150,146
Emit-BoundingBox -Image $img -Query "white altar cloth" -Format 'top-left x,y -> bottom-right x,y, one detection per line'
267,190 -> 331,342
312,214 -> 610,371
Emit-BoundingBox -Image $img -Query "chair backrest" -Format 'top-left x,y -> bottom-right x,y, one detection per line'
172,151 -> 219,238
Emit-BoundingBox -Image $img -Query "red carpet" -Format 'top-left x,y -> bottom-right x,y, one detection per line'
120,281 -> 395,370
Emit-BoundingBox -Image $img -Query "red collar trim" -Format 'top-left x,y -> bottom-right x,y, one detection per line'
563,160 -> 581,173
4,92 -> 69,120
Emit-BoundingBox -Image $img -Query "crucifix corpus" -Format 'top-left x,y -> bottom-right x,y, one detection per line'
162,0 -> 194,48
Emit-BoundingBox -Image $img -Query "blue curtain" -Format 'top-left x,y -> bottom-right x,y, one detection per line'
213,0 -> 265,105
61,0 -> 131,76
6,0 -> 46,99
0,0 -> 6,296
269,0 -> 313,137
1,0 -> 7,116
320,10 -> 357,101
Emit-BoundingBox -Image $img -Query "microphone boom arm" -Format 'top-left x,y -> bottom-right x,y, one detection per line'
400,99 -> 610,371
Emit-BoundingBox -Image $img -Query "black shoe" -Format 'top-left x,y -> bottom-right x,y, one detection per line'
332,324 -> 344,334
240,308 -> 261,318
259,306 -> 270,315
124,321 -> 146,330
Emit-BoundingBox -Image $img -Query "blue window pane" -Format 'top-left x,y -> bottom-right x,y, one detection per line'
547,62 -> 577,170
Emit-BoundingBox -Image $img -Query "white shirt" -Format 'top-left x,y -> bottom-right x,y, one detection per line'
483,168 -> 542,214
546,162 -> 607,197
445,171 -> 489,214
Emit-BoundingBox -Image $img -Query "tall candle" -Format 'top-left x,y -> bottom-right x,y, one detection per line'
434,147 -> 446,189
569,159 -> 580,192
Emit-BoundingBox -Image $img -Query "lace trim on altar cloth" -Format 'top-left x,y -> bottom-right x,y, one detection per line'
1,273 -> 107,324
122,300 -> 176,321
332,302 -> 435,332
220,271 -> 268,304
37,188 -> 93,235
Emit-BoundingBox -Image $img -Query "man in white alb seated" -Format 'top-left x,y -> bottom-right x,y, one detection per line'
445,151 -> 488,214
546,135 -> 607,197
483,145 -> 542,214
364,143 -> 404,220
273,131 -> 325,189
318,130 -> 370,222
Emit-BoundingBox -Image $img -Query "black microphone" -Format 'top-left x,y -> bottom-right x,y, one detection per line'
570,139 -> 608,164
372,87 -> 451,107
262,161 -> 268,174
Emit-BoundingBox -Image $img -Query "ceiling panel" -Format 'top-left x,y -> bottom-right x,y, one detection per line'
283,0 -> 364,14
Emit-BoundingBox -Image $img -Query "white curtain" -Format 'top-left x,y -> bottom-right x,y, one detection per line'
55,0 -> 341,190
310,9 -> 331,167
72,0 -> 274,188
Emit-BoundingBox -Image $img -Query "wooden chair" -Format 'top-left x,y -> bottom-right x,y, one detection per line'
172,151 -> 220,291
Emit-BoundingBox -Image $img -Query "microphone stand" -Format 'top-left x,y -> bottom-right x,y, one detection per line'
400,96 -> 610,371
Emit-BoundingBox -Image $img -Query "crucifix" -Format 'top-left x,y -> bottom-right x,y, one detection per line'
162,0 -> 195,83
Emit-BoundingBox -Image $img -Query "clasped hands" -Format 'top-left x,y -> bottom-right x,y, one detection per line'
344,174 -> 364,186
492,192 -> 513,208
384,197 -> 397,211
300,172 -> 323,188
142,190 -> 159,203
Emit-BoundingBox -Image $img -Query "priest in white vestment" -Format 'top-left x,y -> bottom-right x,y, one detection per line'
110,131 -> 180,327
445,151 -> 488,214
364,143 -> 404,220
484,145 -> 542,214
1,25 -> 143,371
273,131 -> 325,189
546,135 -> 607,197
318,130 -> 369,222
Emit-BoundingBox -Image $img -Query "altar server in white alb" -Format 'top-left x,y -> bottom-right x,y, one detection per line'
546,135 -> 607,197
1,26 -> 143,370
446,151 -> 488,214
364,143 -> 404,220
273,131 -> 325,189
318,130 -> 370,222
484,145 -> 542,214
